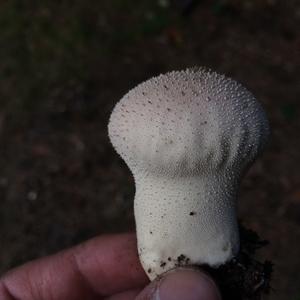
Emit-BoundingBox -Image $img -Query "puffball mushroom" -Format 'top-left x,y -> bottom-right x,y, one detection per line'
108,68 -> 269,280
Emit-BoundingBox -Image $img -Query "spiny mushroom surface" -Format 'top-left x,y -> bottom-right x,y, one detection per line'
108,68 -> 269,280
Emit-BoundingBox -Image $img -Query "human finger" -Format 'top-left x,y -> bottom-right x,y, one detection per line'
0,233 -> 148,300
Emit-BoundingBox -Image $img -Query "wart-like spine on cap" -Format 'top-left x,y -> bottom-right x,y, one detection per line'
108,68 -> 269,280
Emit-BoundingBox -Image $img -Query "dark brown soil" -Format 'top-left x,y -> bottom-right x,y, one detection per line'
205,225 -> 273,300
0,1 -> 299,299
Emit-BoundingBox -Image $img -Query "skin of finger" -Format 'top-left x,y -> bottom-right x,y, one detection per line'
105,288 -> 142,300
1,251 -> 100,300
157,269 -> 222,300
0,281 -> 15,300
0,233 -> 149,300
135,268 -> 221,300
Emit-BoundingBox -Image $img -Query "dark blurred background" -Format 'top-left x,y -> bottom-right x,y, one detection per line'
0,0 -> 299,299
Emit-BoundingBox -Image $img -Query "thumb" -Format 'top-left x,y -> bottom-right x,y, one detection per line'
136,268 -> 221,300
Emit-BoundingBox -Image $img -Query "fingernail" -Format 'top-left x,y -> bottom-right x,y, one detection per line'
136,268 -> 221,300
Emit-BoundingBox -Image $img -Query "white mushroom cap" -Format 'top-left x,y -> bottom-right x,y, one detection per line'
108,68 -> 269,280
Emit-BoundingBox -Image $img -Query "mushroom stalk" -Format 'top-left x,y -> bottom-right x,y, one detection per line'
135,174 -> 239,279
108,68 -> 269,280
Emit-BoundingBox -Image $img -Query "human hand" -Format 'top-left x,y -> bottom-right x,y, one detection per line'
0,233 -> 221,300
